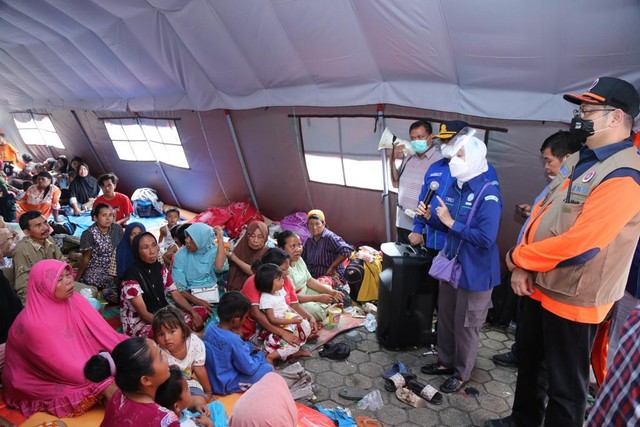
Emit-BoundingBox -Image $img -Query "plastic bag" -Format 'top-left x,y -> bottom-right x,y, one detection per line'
357,390 -> 383,411
364,313 -> 377,332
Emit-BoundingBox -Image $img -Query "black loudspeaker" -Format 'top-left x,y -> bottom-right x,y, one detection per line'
376,242 -> 435,347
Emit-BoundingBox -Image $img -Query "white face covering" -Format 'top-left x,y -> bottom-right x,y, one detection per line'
448,135 -> 488,184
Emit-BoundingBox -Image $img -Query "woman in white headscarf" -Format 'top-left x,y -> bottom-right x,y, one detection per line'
416,130 -> 503,394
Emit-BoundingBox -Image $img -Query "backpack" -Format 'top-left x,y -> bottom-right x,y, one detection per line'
131,188 -> 163,217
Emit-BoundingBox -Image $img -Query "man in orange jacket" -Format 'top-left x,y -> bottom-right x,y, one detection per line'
487,77 -> 640,427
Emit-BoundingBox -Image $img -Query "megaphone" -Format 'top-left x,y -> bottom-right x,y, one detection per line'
378,127 -> 415,156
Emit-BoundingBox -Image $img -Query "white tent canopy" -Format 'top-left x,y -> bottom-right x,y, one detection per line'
1,0 -> 639,121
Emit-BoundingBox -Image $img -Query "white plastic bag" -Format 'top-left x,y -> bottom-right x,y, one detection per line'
357,390 -> 383,411
364,313 -> 377,332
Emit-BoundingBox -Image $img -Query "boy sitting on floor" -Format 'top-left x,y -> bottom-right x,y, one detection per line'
202,291 -> 274,395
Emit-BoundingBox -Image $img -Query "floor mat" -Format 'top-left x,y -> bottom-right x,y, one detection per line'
304,314 -> 365,352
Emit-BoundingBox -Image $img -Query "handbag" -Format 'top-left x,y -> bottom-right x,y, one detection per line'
191,285 -> 219,303
428,182 -> 493,288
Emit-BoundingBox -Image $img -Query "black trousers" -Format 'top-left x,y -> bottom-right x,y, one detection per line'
512,297 -> 597,427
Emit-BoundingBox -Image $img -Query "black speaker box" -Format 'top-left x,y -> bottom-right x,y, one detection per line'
376,242 -> 435,347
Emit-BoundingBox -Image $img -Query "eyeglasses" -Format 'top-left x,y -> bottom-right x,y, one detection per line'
573,108 -> 614,119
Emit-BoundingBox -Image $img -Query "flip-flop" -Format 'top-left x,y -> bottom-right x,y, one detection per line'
407,379 -> 444,405
384,372 -> 417,392
35,422 -> 68,427
395,387 -> 427,408
338,386 -> 368,401
355,416 -> 385,427
382,362 -> 408,379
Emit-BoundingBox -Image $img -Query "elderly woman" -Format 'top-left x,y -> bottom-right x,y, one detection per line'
17,171 -> 61,221
302,209 -> 353,284
120,232 -> 206,337
69,163 -> 100,215
417,131 -> 502,394
227,221 -> 269,291
2,259 -> 126,417
277,230 -> 343,321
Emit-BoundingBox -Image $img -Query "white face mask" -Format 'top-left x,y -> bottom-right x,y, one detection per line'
449,155 -> 471,181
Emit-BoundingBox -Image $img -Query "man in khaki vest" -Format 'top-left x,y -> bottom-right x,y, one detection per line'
487,77 -> 640,427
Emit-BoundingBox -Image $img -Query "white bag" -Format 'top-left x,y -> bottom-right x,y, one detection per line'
191,285 -> 219,304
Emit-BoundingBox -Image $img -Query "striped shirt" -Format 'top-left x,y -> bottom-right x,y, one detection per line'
396,150 -> 442,230
302,228 -> 353,281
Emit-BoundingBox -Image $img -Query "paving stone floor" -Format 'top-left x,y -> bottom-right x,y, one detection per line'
299,324 -> 517,427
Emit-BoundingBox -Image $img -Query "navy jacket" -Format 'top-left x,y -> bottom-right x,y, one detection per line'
426,174 -> 502,292
413,157 -> 499,250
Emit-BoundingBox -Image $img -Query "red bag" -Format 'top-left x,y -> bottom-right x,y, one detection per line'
225,201 -> 264,238
191,207 -> 233,228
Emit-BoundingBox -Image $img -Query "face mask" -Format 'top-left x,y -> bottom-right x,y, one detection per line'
411,140 -> 428,154
569,111 -> 612,138
449,155 -> 469,180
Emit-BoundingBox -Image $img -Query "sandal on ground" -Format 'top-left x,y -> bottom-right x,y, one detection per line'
440,376 -> 468,394
406,379 -> 444,405
384,372 -> 417,392
421,363 -> 454,376
35,422 -> 68,427
338,386 -> 368,401
395,387 -> 427,408
355,416 -> 384,427
382,362 -> 408,379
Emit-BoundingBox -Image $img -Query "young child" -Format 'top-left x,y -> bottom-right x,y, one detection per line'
163,223 -> 191,268
94,173 -> 134,226
85,337 -> 180,427
255,263 -> 312,362
159,207 -> 181,247
156,366 -> 228,427
76,203 -> 124,303
153,306 -> 213,407
202,291 -> 273,395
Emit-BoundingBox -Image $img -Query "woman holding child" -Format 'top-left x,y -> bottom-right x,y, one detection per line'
277,230 -> 343,321
120,232 -> 206,337
241,248 -> 317,360
3,259 -> 126,417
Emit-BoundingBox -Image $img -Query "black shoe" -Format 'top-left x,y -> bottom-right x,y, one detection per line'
492,351 -> 518,367
421,363 -> 454,376
439,376 -> 467,394
484,415 -> 518,427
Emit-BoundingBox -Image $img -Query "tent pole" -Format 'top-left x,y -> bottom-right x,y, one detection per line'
156,161 -> 181,208
224,110 -> 259,210
70,110 -> 106,173
378,105 -> 392,242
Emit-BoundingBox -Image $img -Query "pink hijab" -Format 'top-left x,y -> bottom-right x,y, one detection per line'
229,372 -> 297,427
2,259 -> 126,417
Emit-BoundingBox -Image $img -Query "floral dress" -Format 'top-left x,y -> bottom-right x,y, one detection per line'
79,223 -> 123,303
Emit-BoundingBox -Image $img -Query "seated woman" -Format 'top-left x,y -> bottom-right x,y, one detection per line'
121,232 -> 206,337
172,222 -> 226,312
69,163 -> 100,215
227,221 -> 269,291
302,209 -> 353,284
241,248 -> 317,347
115,222 -> 146,281
277,230 -> 343,321
417,133 -> 502,394
16,171 -> 61,221
2,259 -> 126,417
76,203 -> 123,303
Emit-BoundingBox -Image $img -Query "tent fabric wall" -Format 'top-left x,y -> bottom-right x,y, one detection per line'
0,101 -> 573,257
0,1 -> 638,123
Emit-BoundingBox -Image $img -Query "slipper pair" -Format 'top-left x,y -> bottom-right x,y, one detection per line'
382,362 -> 408,379
384,372 -> 417,392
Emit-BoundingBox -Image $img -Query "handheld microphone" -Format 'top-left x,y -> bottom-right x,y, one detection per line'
418,181 -> 439,218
